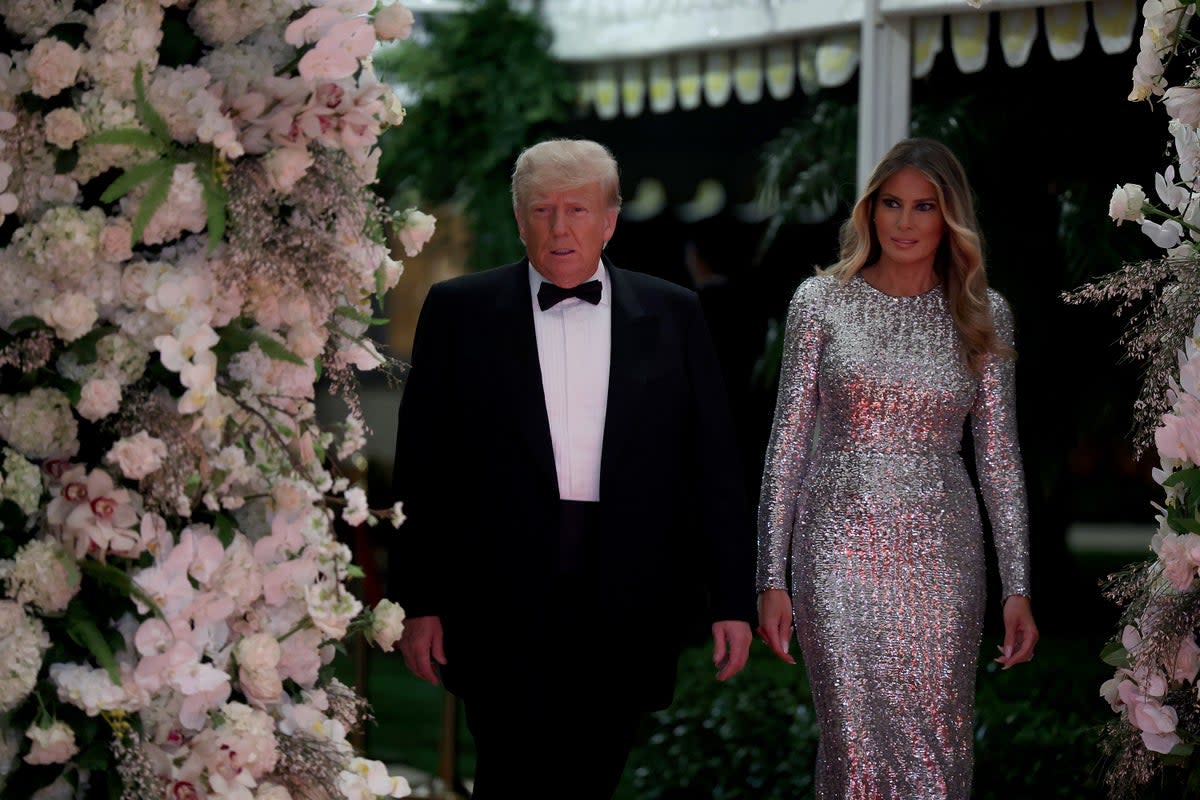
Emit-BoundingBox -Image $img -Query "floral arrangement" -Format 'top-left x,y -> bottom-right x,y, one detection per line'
1058,0 -> 1200,796
0,0 -> 435,798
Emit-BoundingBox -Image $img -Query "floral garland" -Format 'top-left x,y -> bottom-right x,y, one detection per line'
0,1 -> 436,798
1055,0 -> 1200,796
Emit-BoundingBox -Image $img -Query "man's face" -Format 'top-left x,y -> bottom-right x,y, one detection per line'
515,180 -> 618,287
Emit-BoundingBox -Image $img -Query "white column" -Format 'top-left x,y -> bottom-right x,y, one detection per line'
857,0 -> 913,194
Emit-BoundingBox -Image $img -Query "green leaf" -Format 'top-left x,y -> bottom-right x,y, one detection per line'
1168,741 -> 1195,759
66,324 -> 117,365
65,603 -> 121,684
217,323 -> 306,366
1099,641 -> 1130,669
62,379 -> 82,406
98,158 -> 174,204
1162,466 -> 1200,491
250,331 -> 306,366
346,564 -> 365,579
133,63 -> 172,147
78,559 -> 162,619
1167,508 -> 1200,534
198,166 -> 228,251
83,128 -> 165,153
130,165 -> 174,245
214,512 -> 236,547
5,316 -> 47,334
375,265 -> 387,299
335,305 -> 389,326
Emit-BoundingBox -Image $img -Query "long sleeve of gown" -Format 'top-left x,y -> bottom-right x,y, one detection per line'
969,291 -> 1031,599
756,277 -> 828,592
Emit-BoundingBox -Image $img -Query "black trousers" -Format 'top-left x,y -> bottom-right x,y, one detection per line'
464,691 -> 643,799
464,499 -> 644,799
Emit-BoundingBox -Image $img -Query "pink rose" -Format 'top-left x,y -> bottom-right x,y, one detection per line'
24,721 -> 78,765
264,146 -> 315,194
397,208 -> 436,257
374,3 -> 414,41
99,219 -> 134,263
105,431 -> 167,481
43,107 -> 87,149
77,377 -> 122,422
27,39 -> 81,98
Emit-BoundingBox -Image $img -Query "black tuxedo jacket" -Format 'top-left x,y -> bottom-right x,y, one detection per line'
391,259 -> 755,709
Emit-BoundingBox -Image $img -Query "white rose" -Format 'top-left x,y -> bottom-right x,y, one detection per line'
76,377 -> 122,421
105,431 -> 167,480
23,722 -> 78,766
374,3 -> 414,41
43,107 -> 87,149
263,146 -> 315,194
368,599 -> 405,652
26,39 -> 81,99
236,633 -> 283,708
1109,183 -> 1147,225
397,208 -> 436,257
35,292 -> 97,342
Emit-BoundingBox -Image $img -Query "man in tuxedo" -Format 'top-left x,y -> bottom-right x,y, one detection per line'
391,138 -> 754,799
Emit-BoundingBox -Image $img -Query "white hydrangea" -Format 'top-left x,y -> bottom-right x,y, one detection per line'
200,31 -> 291,99
0,538 -> 80,613
83,0 -> 164,100
1,448 -> 43,515
71,88 -> 144,183
188,0 -> 296,47
0,387 -> 79,461
11,205 -> 105,282
0,0 -> 75,43
0,248 -> 53,329
0,600 -> 50,713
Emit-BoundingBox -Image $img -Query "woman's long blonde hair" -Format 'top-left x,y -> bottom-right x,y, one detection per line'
821,137 -> 1009,373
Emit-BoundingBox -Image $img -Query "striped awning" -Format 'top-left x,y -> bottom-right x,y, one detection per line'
544,0 -> 1138,119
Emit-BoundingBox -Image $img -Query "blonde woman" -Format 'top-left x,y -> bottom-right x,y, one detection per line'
757,137 -> 1038,799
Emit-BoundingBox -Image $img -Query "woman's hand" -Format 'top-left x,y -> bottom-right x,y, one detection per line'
994,595 -> 1038,669
757,589 -> 797,664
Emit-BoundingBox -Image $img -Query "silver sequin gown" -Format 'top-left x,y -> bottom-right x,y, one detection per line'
757,273 -> 1030,799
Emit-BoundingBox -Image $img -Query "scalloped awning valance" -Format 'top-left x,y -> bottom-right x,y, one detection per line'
535,0 -> 1137,119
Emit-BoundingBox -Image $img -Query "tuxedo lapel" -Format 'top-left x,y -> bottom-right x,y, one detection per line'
600,262 -> 654,494
493,262 -> 558,490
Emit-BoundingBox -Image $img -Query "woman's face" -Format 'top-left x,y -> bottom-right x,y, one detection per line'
872,166 -> 946,272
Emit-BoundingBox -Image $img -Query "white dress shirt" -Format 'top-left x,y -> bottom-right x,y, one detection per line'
529,262 -> 611,501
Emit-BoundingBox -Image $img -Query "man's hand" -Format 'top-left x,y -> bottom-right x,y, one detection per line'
756,589 -> 796,664
399,615 -> 447,685
712,620 -> 752,681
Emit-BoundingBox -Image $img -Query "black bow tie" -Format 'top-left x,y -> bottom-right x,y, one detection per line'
537,279 -> 602,311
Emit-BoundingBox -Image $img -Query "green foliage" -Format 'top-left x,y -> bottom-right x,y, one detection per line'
86,64 -> 228,250
754,100 -> 857,264
373,0 -> 576,270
